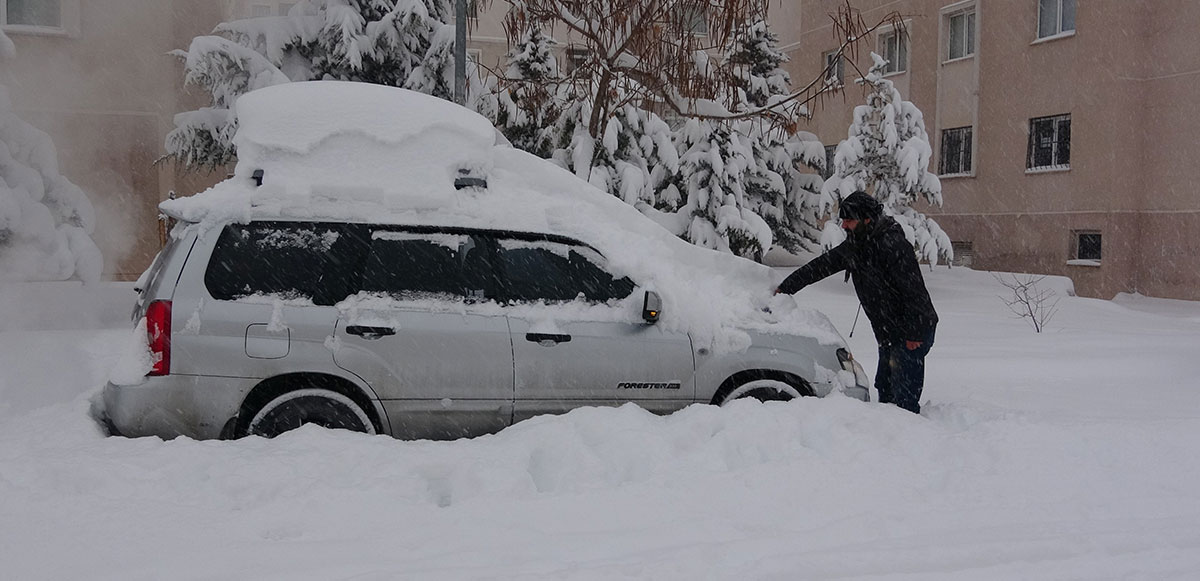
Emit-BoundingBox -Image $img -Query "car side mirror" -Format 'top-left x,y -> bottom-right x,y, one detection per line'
642,290 -> 661,324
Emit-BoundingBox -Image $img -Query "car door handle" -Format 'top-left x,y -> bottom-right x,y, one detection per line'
525,333 -> 571,345
346,325 -> 397,339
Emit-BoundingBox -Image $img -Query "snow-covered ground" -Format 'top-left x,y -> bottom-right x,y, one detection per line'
2,268 -> 1200,580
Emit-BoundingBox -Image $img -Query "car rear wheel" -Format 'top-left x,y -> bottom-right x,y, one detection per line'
720,378 -> 803,406
247,388 -> 377,438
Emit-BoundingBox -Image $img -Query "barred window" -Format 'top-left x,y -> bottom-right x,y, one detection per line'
1073,231 -> 1101,261
1027,114 -> 1071,170
940,126 -> 973,175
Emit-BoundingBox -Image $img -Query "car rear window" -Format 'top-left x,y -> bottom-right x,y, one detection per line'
204,222 -> 368,305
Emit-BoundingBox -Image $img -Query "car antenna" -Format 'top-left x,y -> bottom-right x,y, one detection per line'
849,303 -> 862,337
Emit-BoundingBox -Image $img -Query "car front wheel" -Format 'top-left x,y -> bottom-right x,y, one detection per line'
719,378 -> 803,406
246,388 -> 377,438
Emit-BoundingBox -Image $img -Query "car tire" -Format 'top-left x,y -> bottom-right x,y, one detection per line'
246,388 -> 377,438
720,378 -> 803,406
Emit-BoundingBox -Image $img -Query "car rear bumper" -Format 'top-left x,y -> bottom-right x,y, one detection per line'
99,375 -> 258,440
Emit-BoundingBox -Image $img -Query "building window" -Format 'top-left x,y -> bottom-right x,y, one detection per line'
466,0 -> 479,20
4,0 -> 61,28
682,5 -> 708,36
879,29 -> 908,74
566,46 -> 588,73
278,2 -> 295,16
822,145 -> 837,179
1072,230 -> 1101,262
951,241 -> 974,268
822,50 -> 844,86
940,126 -> 973,175
250,4 -> 271,17
1038,0 -> 1075,39
1027,114 -> 1070,170
946,8 -> 976,60
466,48 -> 482,66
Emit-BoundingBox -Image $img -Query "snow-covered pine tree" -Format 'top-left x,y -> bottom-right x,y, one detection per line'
165,0 -> 461,170
727,19 -> 826,255
667,118 -> 771,260
490,26 -> 559,158
0,32 -> 102,282
560,101 -> 677,208
821,52 -> 952,264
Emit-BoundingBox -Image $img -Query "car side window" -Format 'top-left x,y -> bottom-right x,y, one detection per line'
496,238 -> 634,303
361,230 -> 495,301
205,222 -> 368,305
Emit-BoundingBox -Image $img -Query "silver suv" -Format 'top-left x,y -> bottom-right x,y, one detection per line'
101,219 -> 869,441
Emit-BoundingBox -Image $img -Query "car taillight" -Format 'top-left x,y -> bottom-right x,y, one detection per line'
146,299 -> 171,376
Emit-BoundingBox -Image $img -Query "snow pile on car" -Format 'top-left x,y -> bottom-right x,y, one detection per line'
161,81 -> 844,352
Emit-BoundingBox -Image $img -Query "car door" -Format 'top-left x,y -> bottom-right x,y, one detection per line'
331,228 -> 514,440
493,235 -> 696,422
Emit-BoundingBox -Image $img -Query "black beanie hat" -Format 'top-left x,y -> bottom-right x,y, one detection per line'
838,191 -> 883,220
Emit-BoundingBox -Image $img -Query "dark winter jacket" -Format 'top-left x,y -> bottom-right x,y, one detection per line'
778,216 -> 937,344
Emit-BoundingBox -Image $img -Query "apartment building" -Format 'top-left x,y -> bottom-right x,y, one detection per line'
776,0 -> 1200,300
8,1 -> 1197,299
2,0 -> 226,278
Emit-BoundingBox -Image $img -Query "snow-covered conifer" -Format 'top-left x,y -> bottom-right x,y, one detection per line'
727,19 -> 790,110
165,0 -> 462,170
728,20 -> 826,255
490,26 -> 559,158
0,32 -> 102,282
822,52 -> 952,264
666,118 -> 771,260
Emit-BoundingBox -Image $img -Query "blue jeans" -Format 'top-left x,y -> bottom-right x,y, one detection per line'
876,329 -> 935,414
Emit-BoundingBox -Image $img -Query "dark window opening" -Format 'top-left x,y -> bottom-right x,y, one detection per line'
1074,231 -> 1101,261
496,238 -> 634,304
361,231 -> 497,301
1027,114 -> 1071,169
940,126 -> 973,175
822,144 -> 837,180
205,222 -> 369,305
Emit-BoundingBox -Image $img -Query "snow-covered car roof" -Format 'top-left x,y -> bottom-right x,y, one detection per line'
161,81 -> 844,352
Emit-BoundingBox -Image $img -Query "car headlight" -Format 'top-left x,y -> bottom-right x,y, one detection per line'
837,347 -> 870,389
836,348 -> 854,371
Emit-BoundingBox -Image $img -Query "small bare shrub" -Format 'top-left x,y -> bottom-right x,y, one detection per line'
994,273 -> 1060,333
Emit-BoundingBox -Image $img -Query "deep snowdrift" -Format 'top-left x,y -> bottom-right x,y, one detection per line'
2,268 -> 1200,580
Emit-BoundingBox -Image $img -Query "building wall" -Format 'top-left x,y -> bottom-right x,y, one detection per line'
780,0 -> 1200,300
4,0 -> 227,279
8,1 -> 1197,298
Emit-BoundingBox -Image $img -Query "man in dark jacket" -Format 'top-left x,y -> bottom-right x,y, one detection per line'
775,191 -> 937,414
